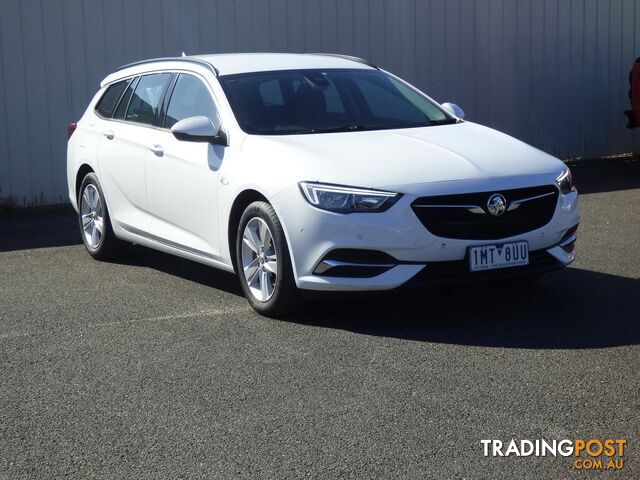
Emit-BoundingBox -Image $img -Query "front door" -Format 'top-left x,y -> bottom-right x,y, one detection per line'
144,73 -> 225,259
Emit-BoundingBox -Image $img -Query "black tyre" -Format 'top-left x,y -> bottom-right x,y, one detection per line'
236,201 -> 300,317
78,172 -> 123,260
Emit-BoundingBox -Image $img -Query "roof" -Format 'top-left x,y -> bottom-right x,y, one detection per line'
102,53 -> 377,87
110,52 -> 374,76
193,53 -> 376,76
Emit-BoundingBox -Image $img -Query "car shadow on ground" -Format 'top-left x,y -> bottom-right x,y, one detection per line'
115,244 -> 244,296
117,245 -> 639,350
1,209 -> 638,349
296,267 -> 640,349
0,206 -> 80,252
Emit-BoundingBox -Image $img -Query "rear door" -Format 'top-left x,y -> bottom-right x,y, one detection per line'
144,72 -> 224,259
97,73 -> 172,231
74,78 -> 131,203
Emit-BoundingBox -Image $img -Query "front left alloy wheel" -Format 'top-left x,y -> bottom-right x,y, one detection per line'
241,216 -> 278,302
236,201 -> 300,318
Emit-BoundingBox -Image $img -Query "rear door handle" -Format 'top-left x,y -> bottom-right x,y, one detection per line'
103,130 -> 114,140
149,144 -> 164,156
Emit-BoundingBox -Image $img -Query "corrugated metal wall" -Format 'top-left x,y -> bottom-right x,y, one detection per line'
0,0 -> 639,206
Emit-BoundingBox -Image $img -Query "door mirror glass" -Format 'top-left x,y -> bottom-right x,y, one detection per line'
171,116 -> 221,143
441,102 -> 465,119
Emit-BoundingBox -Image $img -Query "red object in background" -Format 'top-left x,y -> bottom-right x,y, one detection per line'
625,58 -> 640,129
67,122 -> 77,139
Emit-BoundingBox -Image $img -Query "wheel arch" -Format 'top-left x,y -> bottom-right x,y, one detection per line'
227,189 -> 269,272
75,164 -> 95,202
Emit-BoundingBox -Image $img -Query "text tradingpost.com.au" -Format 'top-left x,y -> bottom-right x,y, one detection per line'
481,438 -> 626,471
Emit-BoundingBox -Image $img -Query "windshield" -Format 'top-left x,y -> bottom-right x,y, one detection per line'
218,69 -> 456,135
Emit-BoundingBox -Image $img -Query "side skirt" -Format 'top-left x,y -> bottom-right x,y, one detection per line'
118,222 -> 236,273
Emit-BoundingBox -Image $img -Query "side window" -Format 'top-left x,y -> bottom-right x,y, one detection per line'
113,77 -> 137,120
164,74 -> 218,128
95,79 -> 129,118
125,73 -> 171,126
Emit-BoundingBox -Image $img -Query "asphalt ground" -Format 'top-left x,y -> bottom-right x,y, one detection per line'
0,161 -> 639,479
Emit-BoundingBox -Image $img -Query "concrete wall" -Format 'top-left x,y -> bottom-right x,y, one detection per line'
0,0 -> 639,206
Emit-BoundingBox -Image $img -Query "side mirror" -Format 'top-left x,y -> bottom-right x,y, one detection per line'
171,116 -> 223,143
441,102 -> 465,120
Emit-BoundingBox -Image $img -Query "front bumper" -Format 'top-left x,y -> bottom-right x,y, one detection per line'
272,184 -> 579,291
403,249 -> 568,288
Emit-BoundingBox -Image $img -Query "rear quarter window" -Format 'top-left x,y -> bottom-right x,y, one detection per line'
113,77 -> 138,120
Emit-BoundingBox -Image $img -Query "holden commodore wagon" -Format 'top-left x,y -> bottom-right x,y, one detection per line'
67,53 -> 579,317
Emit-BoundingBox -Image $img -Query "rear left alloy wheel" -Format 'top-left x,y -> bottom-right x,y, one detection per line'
236,201 -> 300,318
78,173 -> 123,260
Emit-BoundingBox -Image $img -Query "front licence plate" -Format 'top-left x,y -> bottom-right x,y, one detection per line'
469,241 -> 529,272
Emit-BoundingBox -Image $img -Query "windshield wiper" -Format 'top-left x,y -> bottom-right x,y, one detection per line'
427,118 -> 460,126
309,124 -> 368,133
287,119 -> 458,135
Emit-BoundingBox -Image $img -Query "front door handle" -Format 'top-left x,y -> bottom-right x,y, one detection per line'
103,130 -> 114,140
149,144 -> 164,156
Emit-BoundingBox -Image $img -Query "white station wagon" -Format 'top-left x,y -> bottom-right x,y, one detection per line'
67,53 -> 579,317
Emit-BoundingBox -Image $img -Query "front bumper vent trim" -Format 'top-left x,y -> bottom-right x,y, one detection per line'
313,249 -> 398,278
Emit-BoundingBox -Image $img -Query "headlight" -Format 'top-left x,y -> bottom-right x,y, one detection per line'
298,182 -> 401,213
556,168 -> 575,194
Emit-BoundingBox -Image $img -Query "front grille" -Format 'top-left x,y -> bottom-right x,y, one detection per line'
411,185 -> 559,240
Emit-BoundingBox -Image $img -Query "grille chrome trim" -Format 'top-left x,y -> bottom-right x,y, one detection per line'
467,206 -> 486,214
410,185 -> 559,240
412,204 -> 481,209
414,191 -> 557,215
412,204 -> 486,214
507,191 -> 557,211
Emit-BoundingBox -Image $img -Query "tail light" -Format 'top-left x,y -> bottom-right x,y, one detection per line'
67,122 -> 78,140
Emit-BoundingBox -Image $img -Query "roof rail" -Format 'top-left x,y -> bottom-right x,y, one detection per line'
116,56 -> 219,76
306,53 -> 379,70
